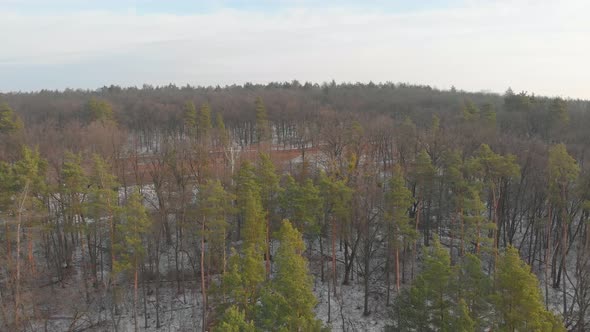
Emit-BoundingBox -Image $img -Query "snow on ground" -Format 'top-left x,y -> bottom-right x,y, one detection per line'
306,238 -> 394,331
313,279 -> 390,331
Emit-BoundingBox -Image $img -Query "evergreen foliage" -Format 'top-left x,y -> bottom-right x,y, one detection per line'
390,243 -> 566,332
0,103 -> 23,134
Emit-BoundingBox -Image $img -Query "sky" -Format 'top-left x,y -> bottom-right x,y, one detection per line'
1,0 -> 589,99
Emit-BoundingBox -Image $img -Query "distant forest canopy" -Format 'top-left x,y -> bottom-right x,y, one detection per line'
1,81 -> 589,129
1,81 -> 589,162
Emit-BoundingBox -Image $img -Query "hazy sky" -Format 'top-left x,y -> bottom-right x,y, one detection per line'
1,0 -> 588,99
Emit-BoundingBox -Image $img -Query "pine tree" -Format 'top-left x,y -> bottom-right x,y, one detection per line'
412,149 -> 435,246
394,238 -> 459,331
87,154 -> 119,276
467,144 -> 519,258
255,97 -> 271,143
442,149 -> 466,258
548,144 -> 579,207
61,152 -> 89,229
61,152 -> 93,299
395,116 -> 417,168
238,172 -> 265,252
114,190 -> 151,332
319,171 -> 353,296
385,164 -> 415,298
280,175 -> 299,217
457,253 -> 491,328
198,102 -> 213,140
462,100 -> 480,121
199,180 -> 234,274
84,98 -> 114,125
481,103 -> 497,126
298,179 -> 323,240
256,153 -> 280,276
235,161 -> 260,219
224,163 -> 266,318
492,246 -> 565,332
0,161 -> 16,211
462,182 -> 494,254
549,98 -> 569,127
214,113 -> 235,179
280,175 -> 322,235
184,101 -> 198,137
452,299 -> 476,332
198,179 -> 234,331
12,146 -> 46,328
235,160 -> 266,256
420,238 -> 457,330
547,143 -> 579,318
213,306 -> 255,332
257,220 -> 321,331
215,113 -> 230,148
0,103 -> 23,134
256,153 -> 280,212
222,249 -> 250,314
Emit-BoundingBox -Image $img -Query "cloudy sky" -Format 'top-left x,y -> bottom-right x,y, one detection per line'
1,0 -> 588,98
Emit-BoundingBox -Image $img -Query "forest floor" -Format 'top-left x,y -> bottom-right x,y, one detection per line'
21,237 -> 394,331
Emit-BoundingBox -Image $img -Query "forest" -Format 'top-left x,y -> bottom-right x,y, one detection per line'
1,81 -> 590,331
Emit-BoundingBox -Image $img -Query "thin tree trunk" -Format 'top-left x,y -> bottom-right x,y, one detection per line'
492,189 -> 499,268
332,217 -> 337,297
363,247 -> 370,316
201,219 -> 207,332
385,239 -> 391,306
28,227 -> 35,274
562,186 -> 568,321
266,213 -> 271,278
395,247 -> 400,292
134,261 -> 139,332
460,208 -> 465,256
449,212 -> 455,265
142,265 -> 148,329
319,234 -> 325,282
15,218 -> 22,328
15,181 -> 30,328
412,201 -> 420,280
546,204 -> 552,309
476,222 -> 481,254
80,232 -> 90,304
327,262 -> 331,323
155,236 -> 161,328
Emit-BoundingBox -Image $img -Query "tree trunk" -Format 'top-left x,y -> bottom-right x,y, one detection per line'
15,181 -> 30,328
412,201 -> 421,280
142,265 -> 148,329
134,261 -> 139,332
327,265 -> 331,323
460,208 -> 465,256
449,212 -> 455,265
562,186 -> 568,321
319,234 -> 325,282
155,239 -> 161,328
332,217 -> 337,297
266,213 -> 271,278
15,219 -> 21,328
363,248 -> 370,316
385,240 -> 391,306
28,227 -> 35,275
343,241 -> 349,285
492,189 -> 499,268
545,204 -> 552,309
395,247 -> 400,292
201,219 -> 207,332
